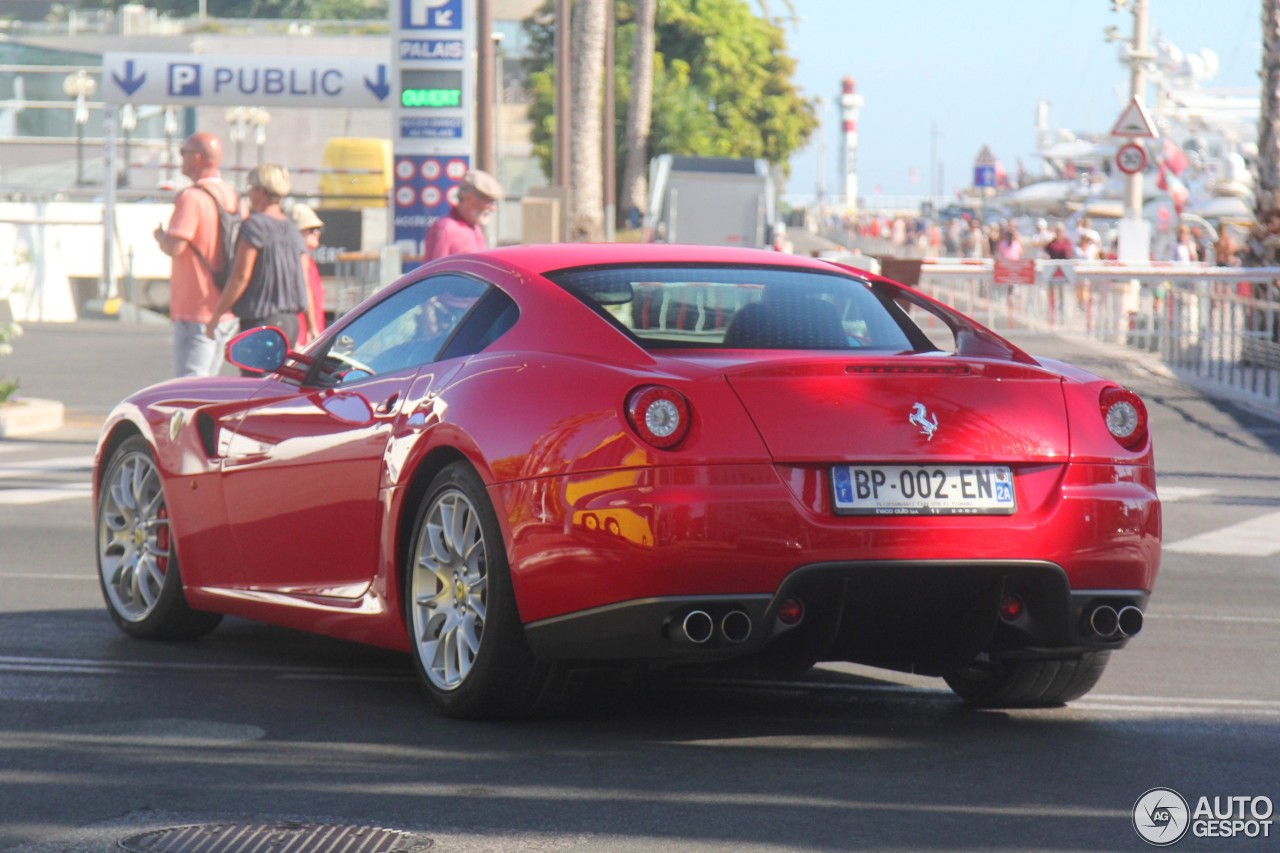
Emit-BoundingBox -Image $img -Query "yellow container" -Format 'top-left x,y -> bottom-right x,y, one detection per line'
319,138 -> 391,209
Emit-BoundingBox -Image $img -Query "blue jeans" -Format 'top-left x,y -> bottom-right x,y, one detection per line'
173,318 -> 238,377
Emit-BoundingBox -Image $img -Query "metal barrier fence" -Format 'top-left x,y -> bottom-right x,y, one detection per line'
315,251 -> 1280,411
916,259 -> 1280,410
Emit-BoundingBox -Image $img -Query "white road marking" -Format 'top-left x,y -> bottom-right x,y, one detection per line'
1157,486 -> 1216,502
1147,611 -> 1280,626
0,454 -> 94,504
0,455 -> 93,476
0,483 -> 92,505
0,443 -> 37,455
2,655 -> 1276,720
1164,510 -> 1280,556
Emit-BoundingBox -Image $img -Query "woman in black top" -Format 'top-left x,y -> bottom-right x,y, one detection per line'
205,163 -> 315,351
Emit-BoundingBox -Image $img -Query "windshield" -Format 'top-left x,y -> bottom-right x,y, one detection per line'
547,265 -> 918,351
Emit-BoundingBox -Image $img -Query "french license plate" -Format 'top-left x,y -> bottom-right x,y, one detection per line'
831,465 -> 1016,516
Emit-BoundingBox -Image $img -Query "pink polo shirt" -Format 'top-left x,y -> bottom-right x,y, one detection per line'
422,206 -> 487,261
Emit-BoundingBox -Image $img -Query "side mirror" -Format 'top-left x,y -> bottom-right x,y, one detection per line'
227,326 -> 289,374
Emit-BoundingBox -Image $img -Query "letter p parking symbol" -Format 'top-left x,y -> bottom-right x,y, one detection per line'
169,63 -> 200,97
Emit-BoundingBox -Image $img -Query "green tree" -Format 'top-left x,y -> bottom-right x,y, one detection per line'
525,0 -> 816,190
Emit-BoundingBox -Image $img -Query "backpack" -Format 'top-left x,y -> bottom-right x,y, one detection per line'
188,183 -> 241,289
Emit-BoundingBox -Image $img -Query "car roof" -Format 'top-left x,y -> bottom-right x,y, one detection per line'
469,243 -> 847,276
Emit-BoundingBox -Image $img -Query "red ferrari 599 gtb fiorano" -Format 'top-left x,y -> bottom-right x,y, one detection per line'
94,244 -> 1160,719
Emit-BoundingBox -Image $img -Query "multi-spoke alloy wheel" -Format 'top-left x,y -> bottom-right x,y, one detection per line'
411,486 -> 488,691
406,463 -> 547,719
95,436 -> 221,640
99,443 -> 170,622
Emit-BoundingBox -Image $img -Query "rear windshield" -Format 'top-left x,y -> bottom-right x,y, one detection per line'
547,265 -> 917,351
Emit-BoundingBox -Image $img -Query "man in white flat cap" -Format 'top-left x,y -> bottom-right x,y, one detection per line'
421,169 -> 502,262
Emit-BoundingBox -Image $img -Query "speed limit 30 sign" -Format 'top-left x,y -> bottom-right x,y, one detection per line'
1116,143 -> 1147,175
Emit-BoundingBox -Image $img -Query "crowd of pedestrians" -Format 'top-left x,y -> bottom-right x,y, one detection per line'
828,208 -> 1243,266
832,210 -> 1127,261
153,128 -> 504,379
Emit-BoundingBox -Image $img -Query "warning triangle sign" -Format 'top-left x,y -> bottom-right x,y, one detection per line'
1111,96 -> 1158,138
1049,266 -> 1069,283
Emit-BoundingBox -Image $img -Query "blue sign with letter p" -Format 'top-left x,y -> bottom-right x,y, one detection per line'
169,63 -> 200,97
401,0 -> 462,30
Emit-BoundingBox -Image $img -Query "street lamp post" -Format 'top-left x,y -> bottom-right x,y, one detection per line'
815,96 -> 825,209
930,121 -> 942,212
493,32 -> 505,242
119,103 -> 136,187
226,106 -> 247,178
163,106 -> 179,185
247,107 -> 270,164
1112,0 -> 1154,260
62,70 -> 97,186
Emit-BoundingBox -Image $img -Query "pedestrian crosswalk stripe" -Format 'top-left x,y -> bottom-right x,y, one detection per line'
1158,486 -> 1215,502
0,483 -> 93,505
0,454 -> 94,504
0,455 -> 93,478
1165,510 -> 1280,557
0,443 -> 37,456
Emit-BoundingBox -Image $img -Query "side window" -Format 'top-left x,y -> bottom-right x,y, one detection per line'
312,274 -> 488,385
439,290 -> 519,360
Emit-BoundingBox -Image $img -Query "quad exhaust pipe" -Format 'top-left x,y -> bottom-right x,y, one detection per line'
1085,604 -> 1144,639
669,608 -> 753,646
720,609 -> 752,644
677,610 -> 714,645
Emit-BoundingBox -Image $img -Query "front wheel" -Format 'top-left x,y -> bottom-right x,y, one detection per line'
404,462 -> 550,719
943,651 -> 1110,707
96,435 -> 222,640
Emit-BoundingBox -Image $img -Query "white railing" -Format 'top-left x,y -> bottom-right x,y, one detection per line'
916,259 -> 1280,410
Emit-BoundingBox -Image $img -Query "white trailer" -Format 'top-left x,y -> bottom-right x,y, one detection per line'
646,156 -> 778,249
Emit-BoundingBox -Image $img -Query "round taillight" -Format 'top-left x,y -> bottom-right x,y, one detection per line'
1099,387 -> 1148,450
626,385 -> 691,449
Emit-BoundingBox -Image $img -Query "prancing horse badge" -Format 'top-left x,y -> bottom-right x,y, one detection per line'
909,402 -> 938,441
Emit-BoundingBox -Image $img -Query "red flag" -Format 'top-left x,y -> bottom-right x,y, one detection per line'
1158,162 -> 1189,213
1161,138 -> 1189,176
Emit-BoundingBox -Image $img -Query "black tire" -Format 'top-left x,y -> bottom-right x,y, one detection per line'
96,435 -> 223,640
404,462 -> 552,719
944,651 -> 1110,707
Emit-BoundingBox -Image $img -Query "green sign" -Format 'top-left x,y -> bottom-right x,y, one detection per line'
401,87 -> 462,108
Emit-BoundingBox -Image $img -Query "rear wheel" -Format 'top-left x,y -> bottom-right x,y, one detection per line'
943,651 -> 1110,707
405,462 -> 551,719
96,435 -> 222,640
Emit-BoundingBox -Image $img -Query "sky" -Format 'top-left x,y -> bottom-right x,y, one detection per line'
780,0 -> 1261,204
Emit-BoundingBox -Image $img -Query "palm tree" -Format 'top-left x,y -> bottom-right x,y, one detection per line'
1256,0 -> 1280,235
1242,0 -> 1280,366
620,0 -> 656,228
569,0 -> 608,241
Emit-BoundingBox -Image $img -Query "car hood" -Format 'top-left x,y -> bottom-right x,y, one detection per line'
722,357 -> 1070,463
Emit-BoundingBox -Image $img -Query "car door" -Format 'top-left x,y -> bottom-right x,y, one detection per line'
217,274 -> 493,597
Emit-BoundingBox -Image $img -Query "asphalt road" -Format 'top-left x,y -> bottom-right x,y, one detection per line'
1,319 -> 1278,852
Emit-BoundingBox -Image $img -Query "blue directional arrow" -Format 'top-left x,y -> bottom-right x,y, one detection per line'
364,64 -> 390,101
111,60 -> 146,97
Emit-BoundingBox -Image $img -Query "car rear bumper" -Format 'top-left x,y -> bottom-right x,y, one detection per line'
523,558 -> 1150,671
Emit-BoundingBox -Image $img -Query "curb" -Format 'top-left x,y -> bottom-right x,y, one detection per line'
0,397 -> 66,438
